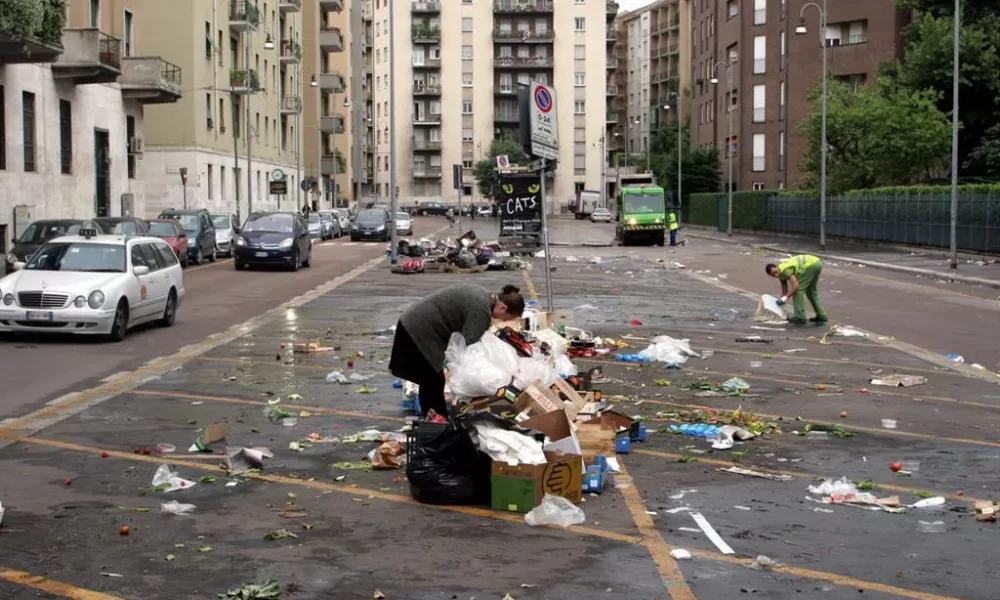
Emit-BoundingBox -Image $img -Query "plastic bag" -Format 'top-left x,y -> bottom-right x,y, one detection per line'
807,477 -> 857,496
524,495 -> 586,527
637,335 -> 698,365
161,501 -> 196,515
445,332 -> 519,400
756,294 -> 787,322
555,354 -> 578,378
407,420 -> 491,506
513,355 -> 558,390
151,464 -> 197,493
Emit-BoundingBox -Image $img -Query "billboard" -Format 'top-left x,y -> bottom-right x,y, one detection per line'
497,174 -> 542,238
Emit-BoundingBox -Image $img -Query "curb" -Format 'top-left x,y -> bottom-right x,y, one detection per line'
684,232 -> 1000,290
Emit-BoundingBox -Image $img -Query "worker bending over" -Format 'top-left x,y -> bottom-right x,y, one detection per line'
765,254 -> 829,325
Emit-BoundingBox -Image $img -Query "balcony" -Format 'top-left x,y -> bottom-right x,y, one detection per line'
493,56 -> 553,69
413,113 -> 442,125
281,96 -> 302,114
52,29 -> 121,85
229,68 -> 260,93
319,26 -> 344,52
606,111 -> 619,123
364,34 -> 372,48
319,0 -> 344,12
607,1 -> 620,15
413,139 -> 442,151
606,86 -> 616,96
494,112 -> 519,124
279,40 -> 301,63
0,0 -> 64,65
411,1 -> 441,13
362,5 -> 373,20
279,0 -> 301,12
494,0 -> 553,14
412,23 -> 441,43
606,29 -> 617,42
321,152 -> 346,175
412,58 -> 441,69
319,71 -> 345,92
494,86 -> 516,96
412,166 -> 443,178
321,114 -> 346,133
412,83 -> 441,96
120,57 -> 182,104
492,29 -> 554,43
229,1 -> 261,31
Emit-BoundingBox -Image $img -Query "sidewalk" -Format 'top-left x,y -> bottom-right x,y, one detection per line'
684,225 -> 1000,289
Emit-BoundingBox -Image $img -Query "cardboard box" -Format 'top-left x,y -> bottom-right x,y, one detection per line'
514,382 -> 563,416
522,409 -> 582,456
491,450 -> 583,513
576,422 -> 617,458
550,377 -> 588,411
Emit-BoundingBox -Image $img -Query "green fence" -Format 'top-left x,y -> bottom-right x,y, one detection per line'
688,191 -> 771,231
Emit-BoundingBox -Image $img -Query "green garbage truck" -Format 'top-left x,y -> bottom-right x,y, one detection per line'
616,179 -> 666,246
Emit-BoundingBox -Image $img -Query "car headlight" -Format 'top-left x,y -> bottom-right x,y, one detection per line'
235,236 -> 246,246
376,225 -> 386,232
2,293 -> 12,306
279,238 -> 294,248
73,295 -> 87,308
87,290 -> 105,309
627,218 -> 637,225
5,253 -> 16,264
655,217 -> 663,223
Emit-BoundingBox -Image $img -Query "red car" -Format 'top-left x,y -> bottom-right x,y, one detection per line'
147,219 -> 190,267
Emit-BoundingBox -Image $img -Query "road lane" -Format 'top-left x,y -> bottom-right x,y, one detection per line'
0,218 -> 446,420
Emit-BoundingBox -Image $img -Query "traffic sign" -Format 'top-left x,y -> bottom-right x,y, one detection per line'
269,180 -> 288,195
529,81 -> 559,161
452,164 -> 463,190
496,155 -> 510,170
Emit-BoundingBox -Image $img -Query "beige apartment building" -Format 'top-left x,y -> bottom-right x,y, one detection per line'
361,0 -> 618,208
136,0 -> 317,220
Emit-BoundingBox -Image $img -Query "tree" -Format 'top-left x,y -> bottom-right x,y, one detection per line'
472,135 -> 528,201
649,125 -> 722,206
797,79 -> 951,192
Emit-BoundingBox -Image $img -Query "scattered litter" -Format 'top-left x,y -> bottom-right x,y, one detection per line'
635,335 -> 699,365
807,477 -> 907,512
325,371 -> 349,384
218,578 -> 283,599
160,501 -> 196,515
332,461 -> 372,471
370,440 -> 407,470
224,447 -> 273,474
782,348 -> 807,353
264,528 -> 299,541
748,555 -> 777,571
721,378 -> 750,393
669,489 -> 698,500
151,464 -> 197,493
975,501 -> 998,522
881,418 -> 898,429
525,495 -> 586,527
829,325 -> 868,337
189,422 -> 227,453
472,424 -> 546,466
690,512 -> 734,555
945,353 -> 965,364
294,339 -> 333,354
755,294 -> 787,321
813,507 -> 834,513
735,336 -> 773,344
670,549 -> 693,560
910,497 -> 945,508
100,572 -> 123,578
157,443 -> 176,454
734,505 -> 752,511
917,520 -> 946,534
0,499 -> 4,526
358,385 -> 377,394
350,372 -> 372,381
718,466 -> 793,482
711,425 -> 757,450
870,375 -> 926,387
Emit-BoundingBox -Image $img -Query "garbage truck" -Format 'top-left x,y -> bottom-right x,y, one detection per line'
616,180 -> 667,246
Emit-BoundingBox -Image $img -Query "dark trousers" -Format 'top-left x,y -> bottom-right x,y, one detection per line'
669,229 -> 678,246
389,320 -> 448,417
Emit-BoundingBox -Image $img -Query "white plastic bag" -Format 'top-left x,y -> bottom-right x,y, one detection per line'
524,494 -> 586,527
555,354 -> 578,378
161,501 -> 196,515
151,464 -> 197,493
756,294 -> 787,322
534,329 -> 569,356
445,332 -> 519,399
513,355 -> 558,390
637,335 -> 699,365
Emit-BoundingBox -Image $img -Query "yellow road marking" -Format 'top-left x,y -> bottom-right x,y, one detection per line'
0,569 -> 127,600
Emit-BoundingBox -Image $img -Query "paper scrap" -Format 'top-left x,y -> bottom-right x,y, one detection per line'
690,512 -> 735,555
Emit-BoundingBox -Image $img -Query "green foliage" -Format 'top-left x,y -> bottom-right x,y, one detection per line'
797,79 -> 951,192
687,193 -> 718,226
648,125 -> 722,210
38,0 -> 66,44
779,183 -> 1000,197
472,135 -> 528,201
687,191 -> 775,229
0,0 -> 44,40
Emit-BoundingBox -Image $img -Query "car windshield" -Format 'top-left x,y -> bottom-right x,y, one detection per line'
211,215 -> 232,229
308,214 -> 320,223
396,212 -> 409,219
148,222 -> 178,237
357,210 -> 385,223
623,194 -> 664,214
25,243 -> 126,273
336,209 -> 349,218
94,219 -> 137,234
243,214 -> 294,233
18,222 -> 76,244
163,214 -> 200,232
319,213 -> 331,222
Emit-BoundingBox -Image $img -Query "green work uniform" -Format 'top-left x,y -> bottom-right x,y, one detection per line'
667,212 -> 679,231
777,254 -> 828,322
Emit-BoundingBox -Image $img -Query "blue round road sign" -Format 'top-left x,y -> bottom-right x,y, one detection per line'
534,86 -> 553,113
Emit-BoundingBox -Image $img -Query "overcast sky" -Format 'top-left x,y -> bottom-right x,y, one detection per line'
617,0 -> 657,13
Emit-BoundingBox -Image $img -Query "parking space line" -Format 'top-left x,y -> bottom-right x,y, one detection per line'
708,347 -> 977,379
0,568 -> 127,600
185,257 -> 233,272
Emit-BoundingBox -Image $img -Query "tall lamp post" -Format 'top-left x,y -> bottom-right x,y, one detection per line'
796,1 -> 829,250
664,90 -> 682,222
949,0 -> 960,269
593,134 -> 607,209
710,61 -> 734,236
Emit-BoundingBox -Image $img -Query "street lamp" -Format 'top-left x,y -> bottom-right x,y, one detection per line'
593,135 -> 608,209
263,34 -> 274,50
796,0 -> 829,250
949,0 -> 960,269
711,61 -> 734,236
310,74 -> 317,88
664,91 -> 683,224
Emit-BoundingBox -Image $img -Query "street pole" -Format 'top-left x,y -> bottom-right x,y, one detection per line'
246,27 -> 253,216
677,88 -> 682,224
182,179 -> 187,209
456,170 -> 463,233
294,67 -> 301,211
388,0 -> 398,265
350,0 -> 364,209
600,134 -> 607,208
950,0 -> 960,269
231,89 -> 241,224
539,158 -> 554,312
819,1 -> 828,251
331,90 -> 337,207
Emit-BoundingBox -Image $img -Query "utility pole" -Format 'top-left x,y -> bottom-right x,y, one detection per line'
245,26 -> 254,216
351,0 -> 364,208
295,64 -> 301,211
388,0 -> 398,265
949,0 -> 960,269
600,134 -> 607,208
232,89 -> 241,224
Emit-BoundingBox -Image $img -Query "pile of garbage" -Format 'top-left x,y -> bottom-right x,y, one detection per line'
391,230 -> 531,274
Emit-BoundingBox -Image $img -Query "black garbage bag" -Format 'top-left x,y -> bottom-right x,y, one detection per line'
406,420 -> 491,505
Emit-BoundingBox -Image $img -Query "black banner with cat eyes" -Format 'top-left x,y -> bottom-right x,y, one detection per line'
497,174 -> 542,237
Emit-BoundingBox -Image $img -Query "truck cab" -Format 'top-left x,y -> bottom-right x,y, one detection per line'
616,184 -> 667,246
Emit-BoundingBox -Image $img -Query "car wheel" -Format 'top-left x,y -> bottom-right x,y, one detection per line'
181,257 -> 188,268
289,250 -> 300,272
208,247 -> 217,262
234,259 -> 243,270
351,236 -> 358,242
195,248 -> 204,265
302,246 -> 312,267
160,290 -> 177,327
108,300 -> 129,342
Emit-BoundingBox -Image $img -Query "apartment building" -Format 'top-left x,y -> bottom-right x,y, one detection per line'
0,0 -> 182,248
611,0 -> 690,162
369,0 -> 617,207
137,0 -> 311,220
689,0 -> 909,190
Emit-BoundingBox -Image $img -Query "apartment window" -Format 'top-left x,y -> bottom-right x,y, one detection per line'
462,128 -> 473,142
59,100 -> 72,175
728,88 -> 738,111
574,128 -> 586,142
90,0 -> 99,27
779,130 -> 785,171
726,0 -> 738,19
840,73 -> 867,92
218,30 -> 223,65
574,17 -> 585,31
753,35 -> 766,74
22,92 -> 36,172
205,22 -> 212,59
727,42 -> 738,64
574,154 -> 586,169
499,73 -> 512,92
264,116 -> 269,146
0,85 -> 5,170
753,0 -> 766,25
208,165 -> 215,199
752,182 -> 765,191
779,81 -> 785,121
462,73 -> 473,87
574,44 -> 585,59
574,100 -> 585,114
462,101 -> 473,115
462,17 -> 473,32
752,133 -> 765,172
574,73 -> 585,87
126,114 -> 135,179
123,10 -> 134,56
219,98 -> 226,131
462,45 -> 473,59
752,84 -> 765,123
827,20 -> 868,46
205,93 -> 213,129
220,166 -> 226,201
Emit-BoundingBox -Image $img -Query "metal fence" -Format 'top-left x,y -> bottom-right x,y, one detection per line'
768,192 -> 1000,253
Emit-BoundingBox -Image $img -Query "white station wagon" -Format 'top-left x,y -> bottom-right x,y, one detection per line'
0,226 -> 185,341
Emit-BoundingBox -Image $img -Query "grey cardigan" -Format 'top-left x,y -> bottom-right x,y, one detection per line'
399,283 -> 494,372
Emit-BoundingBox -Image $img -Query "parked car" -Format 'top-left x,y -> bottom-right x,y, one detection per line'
147,219 -> 190,267
4,219 -> 84,275
590,207 -> 612,223
413,201 -> 448,216
334,208 -> 351,232
158,209 -> 217,265
317,211 -> 339,240
477,206 -> 493,217
395,211 -> 413,236
211,213 -> 239,257
233,212 -> 312,271
306,212 -> 324,240
351,209 -> 391,242
93,217 -> 150,235
0,225 -> 184,341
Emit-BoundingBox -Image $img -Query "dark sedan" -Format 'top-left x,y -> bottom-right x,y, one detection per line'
350,209 -> 390,242
233,212 -> 313,271
4,219 -> 84,274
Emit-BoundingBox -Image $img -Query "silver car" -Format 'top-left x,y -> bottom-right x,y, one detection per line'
590,207 -> 612,223
211,213 -> 238,256
307,213 -> 323,240
395,211 -> 413,236
318,211 -> 338,239
335,208 -> 351,232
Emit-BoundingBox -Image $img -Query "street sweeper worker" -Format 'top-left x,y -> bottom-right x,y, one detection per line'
765,254 -> 829,325
389,284 -> 526,418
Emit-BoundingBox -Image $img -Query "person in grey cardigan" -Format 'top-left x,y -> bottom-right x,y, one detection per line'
389,283 -> 526,418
